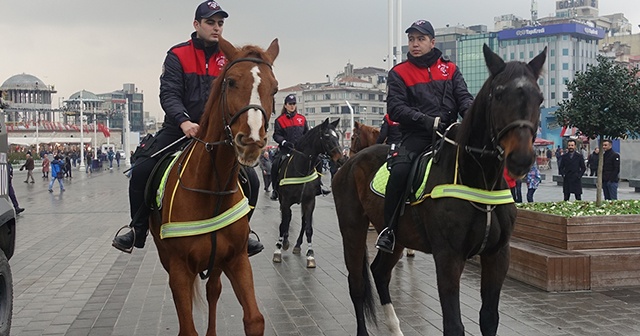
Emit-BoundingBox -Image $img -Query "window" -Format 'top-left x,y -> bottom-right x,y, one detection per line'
305,107 -> 315,114
341,106 -> 350,114
562,63 -> 569,70
529,51 -> 534,58
550,49 -> 555,57
368,94 -> 376,100
550,64 -> 556,71
324,93 -> 331,100
562,48 -> 569,56
562,92 -> 569,99
510,52 -> 515,60
563,77 -> 569,84
519,51 -> 524,59
308,120 -> 316,128
550,78 -> 556,85
551,92 -> 556,99
321,106 -> 330,113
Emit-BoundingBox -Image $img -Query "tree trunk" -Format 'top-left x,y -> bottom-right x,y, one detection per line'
596,137 -> 604,207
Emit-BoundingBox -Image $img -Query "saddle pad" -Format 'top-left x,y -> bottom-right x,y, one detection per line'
151,151 -> 182,209
370,158 -> 433,201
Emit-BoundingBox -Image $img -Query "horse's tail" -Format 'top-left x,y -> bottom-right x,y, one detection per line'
361,255 -> 378,326
192,277 -> 206,313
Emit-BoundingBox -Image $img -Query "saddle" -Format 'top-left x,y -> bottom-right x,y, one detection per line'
371,150 -> 435,204
145,150 -> 182,210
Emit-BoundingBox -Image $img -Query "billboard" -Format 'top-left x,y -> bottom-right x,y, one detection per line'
498,23 -> 605,40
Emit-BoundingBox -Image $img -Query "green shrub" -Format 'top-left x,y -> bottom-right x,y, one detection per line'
517,200 -> 640,217
8,152 -> 26,164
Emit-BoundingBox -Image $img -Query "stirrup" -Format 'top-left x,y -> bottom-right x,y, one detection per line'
250,229 -> 261,242
112,226 -> 136,254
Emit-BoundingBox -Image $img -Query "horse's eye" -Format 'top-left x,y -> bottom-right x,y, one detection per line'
494,85 -> 505,100
227,78 -> 236,88
273,87 -> 279,95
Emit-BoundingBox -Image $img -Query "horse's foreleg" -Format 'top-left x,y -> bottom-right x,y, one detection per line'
433,251 -> 466,336
224,256 -> 265,336
479,245 -> 510,336
370,248 -> 405,336
168,261 -> 198,336
301,199 -> 316,268
205,269 -> 223,336
278,202 -> 292,249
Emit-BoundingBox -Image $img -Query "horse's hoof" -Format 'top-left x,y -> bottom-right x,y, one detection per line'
307,257 -> 316,268
292,246 -> 301,254
406,249 -> 415,257
282,240 -> 290,251
273,251 -> 282,263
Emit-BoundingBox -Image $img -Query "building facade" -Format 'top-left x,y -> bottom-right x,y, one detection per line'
457,32 -> 499,96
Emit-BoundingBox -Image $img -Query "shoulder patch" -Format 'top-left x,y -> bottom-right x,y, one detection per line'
441,55 -> 451,62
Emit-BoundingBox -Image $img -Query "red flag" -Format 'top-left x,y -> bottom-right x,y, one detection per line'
98,123 -> 111,137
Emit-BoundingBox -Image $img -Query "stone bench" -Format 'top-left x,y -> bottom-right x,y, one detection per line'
552,175 -> 597,188
629,179 -> 640,192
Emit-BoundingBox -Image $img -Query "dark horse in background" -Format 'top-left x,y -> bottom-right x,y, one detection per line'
332,45 -> 546,336
272,118 -> 343,268
149,37 -> 279,336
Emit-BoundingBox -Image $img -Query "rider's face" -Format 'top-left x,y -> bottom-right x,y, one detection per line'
285,102 -> 296,113
194,14 -> 225,45
407,32 -> 435,57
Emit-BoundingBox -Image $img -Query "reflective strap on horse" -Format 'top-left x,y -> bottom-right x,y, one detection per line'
279,170 -> 319,186
160,198 -> 251,239
430,184 -> 514,205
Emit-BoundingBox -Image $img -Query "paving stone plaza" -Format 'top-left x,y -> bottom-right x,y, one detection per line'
9,166 -> 640,335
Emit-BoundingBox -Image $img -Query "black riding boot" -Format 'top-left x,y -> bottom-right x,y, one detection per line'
113,187 -> 149,253
248,237 -> 264,257
376,163 -> 409,253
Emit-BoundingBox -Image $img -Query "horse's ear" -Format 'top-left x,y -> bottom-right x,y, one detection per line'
528,47 -> 547,78
321,118 -> 330,127
483,44 -> 505,76
330,118 -> 340,128
265,38 -> 279,63
354,121 -> 360,129
218,36 -> 239,61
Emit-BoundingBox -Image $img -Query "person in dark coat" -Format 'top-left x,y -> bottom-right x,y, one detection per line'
587,147 -> 599,176
376,114 -> 402,145
259,151 -> 272,192
559,139 -> 586,201
601,139 -> 620,200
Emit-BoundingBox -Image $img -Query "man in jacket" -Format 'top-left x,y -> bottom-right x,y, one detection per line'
559,140 -> 586,201
376,113 -> 402,145
21,153 -> 35,183
587,147 -> 599,176
601,139 -> 620,200
112,1 -> 263,256
376,20 -> 473,253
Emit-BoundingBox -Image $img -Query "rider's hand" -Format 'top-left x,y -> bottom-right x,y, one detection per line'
423,115 -> 446,134
283,141 -> 294,150
180,121 -> 199,138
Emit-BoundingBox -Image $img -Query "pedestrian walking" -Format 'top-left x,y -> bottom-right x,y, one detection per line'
525,163 -> 542,202
7,162 -> 25,214
115,150 -> 121,167
259,151 -> 272,192
48,155 -> 66,192
587,147 -> 599,176
559,139 -> 586,201
42,153 -> 50,178
86,151 -> 93,173
21,153 -> 35,183
602,139 -> 620,200
108,148 -> 115,169
65,156 -> 73,178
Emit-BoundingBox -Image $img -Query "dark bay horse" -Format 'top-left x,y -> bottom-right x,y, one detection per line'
149,37 -> 279,336
272,118 -> 343,268
332,45 -> 546,336
349,122 -> 380,157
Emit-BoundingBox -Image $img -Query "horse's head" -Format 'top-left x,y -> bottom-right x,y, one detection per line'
209,36 -> 279,166
321,118 -> 344,163
481,44 -> 546,178
349,122 -> 362,156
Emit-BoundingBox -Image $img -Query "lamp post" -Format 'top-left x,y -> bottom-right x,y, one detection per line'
79,91 -> 85,169
34,82 -> 39,155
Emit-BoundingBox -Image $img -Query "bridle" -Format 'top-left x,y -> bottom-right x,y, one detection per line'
349,129 -> 362,154
181,57 -> 275,197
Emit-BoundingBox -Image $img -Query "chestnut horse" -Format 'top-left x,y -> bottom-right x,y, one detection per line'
349,122 -> 380,157
149,37 -> 279,336
332,45 -> 546,335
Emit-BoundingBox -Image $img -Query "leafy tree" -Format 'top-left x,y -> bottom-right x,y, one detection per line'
556,55 -> 640,206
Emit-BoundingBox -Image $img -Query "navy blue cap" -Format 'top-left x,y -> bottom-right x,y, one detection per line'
195,1 -> 229,20
405,20 -> 435,38
284,94 -> 296,104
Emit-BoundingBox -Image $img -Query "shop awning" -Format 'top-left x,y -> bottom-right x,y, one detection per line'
8,137 -> 93,146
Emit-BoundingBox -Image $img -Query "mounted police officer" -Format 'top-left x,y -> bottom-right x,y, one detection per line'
112,1 -> 263,257
375,20 -> 474,253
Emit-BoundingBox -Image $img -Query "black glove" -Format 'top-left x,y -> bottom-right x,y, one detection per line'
283,141 -> 294,150
423,115 -> 446,134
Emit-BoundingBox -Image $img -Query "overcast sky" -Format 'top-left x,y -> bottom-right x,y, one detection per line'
1,0 -> 638,120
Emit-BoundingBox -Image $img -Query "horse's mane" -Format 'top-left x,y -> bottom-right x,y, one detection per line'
198,45 -> 274,138
456,61 -> 536,149
295,124 -> 323,151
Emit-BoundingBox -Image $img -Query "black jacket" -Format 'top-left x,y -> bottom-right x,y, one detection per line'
602,149 -> 620,182
160,32 -> 226,130
376,114 -> 402,145
272,112 -> 309,148
387,48 -> 473,140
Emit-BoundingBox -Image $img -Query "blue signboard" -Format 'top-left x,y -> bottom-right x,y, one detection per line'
498,23 -> 605,40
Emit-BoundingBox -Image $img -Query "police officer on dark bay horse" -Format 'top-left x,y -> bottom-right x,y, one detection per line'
112,1 -> 263,256
376,113 -> 402,145
375,20 -> 474,253
270,94 -> 331,200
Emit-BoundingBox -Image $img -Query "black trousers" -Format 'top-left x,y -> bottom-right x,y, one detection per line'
129,127 -> 187,227
384,136 -> 431,229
